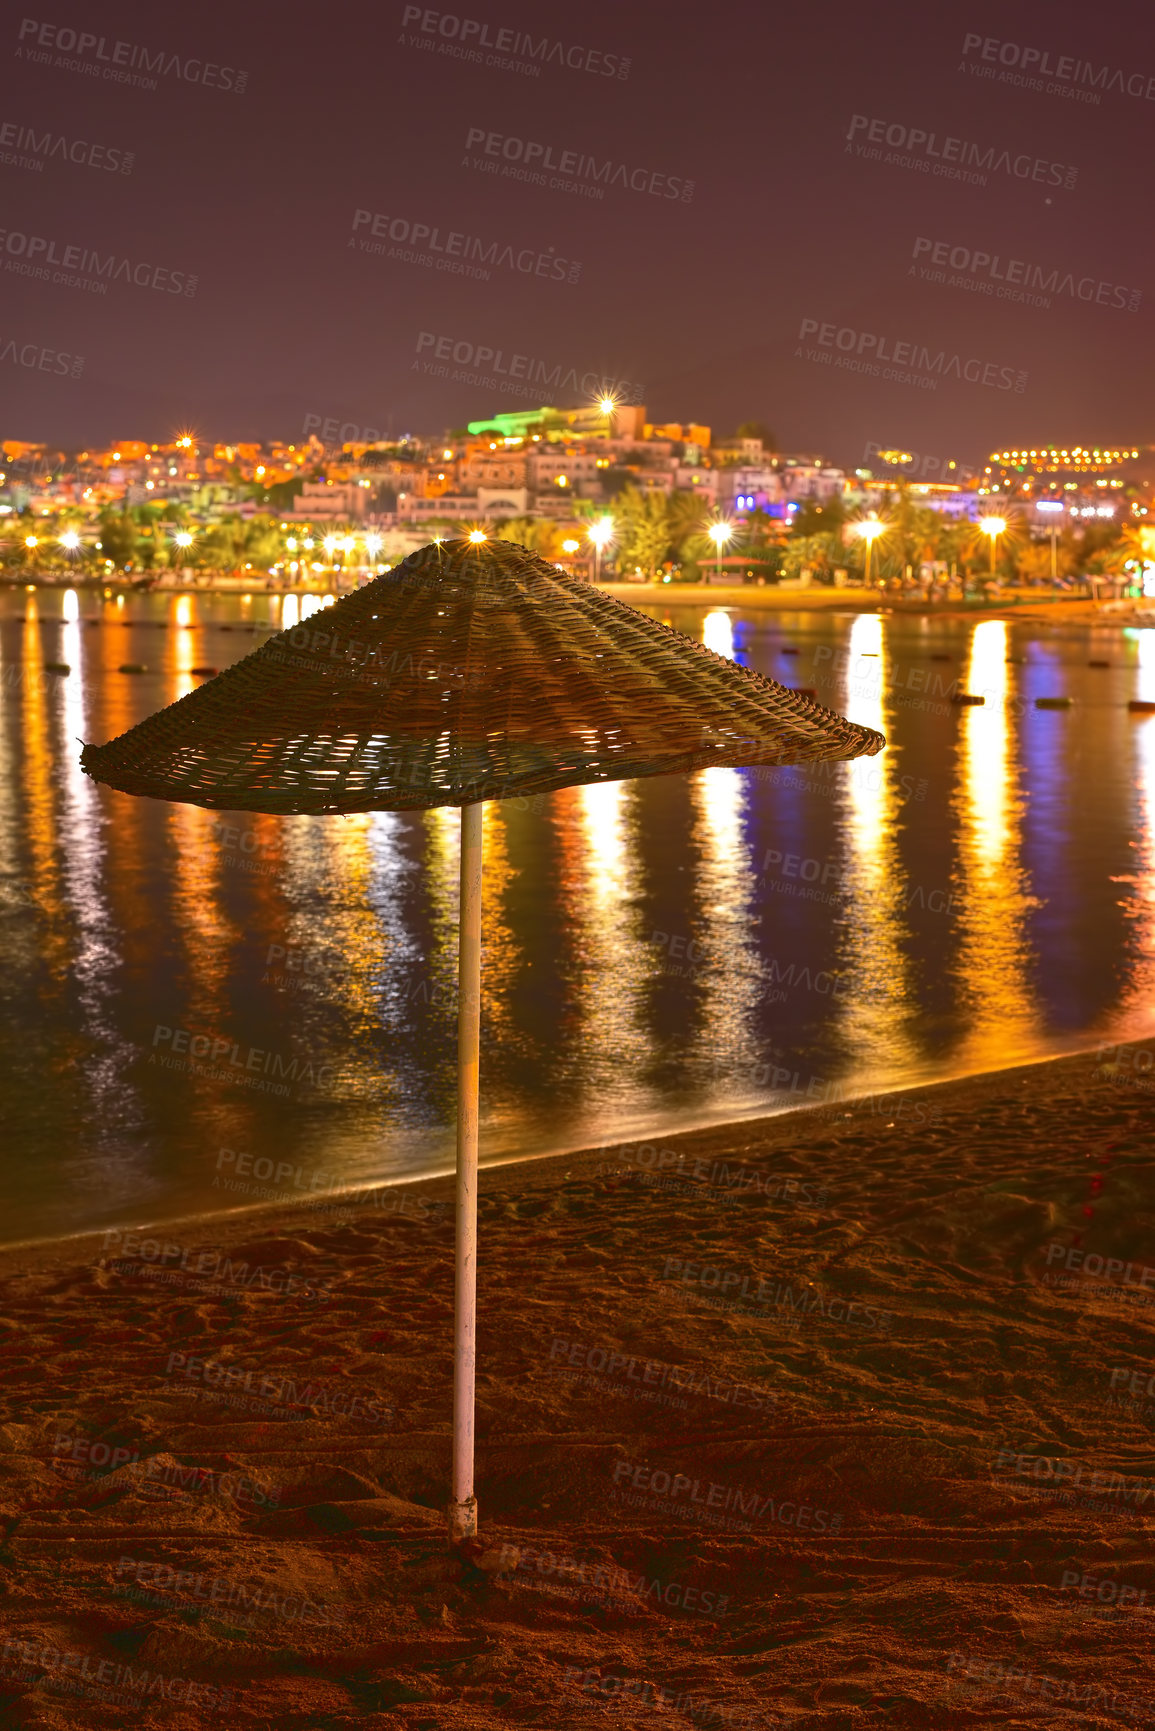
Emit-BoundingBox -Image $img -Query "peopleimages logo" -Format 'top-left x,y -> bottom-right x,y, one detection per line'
846,114 -> 1077,191
16,18 -> 247,93
414,332 -> 643,403
0,335 -> 83,376
911,238 -> 1141,313
463,127 -> 693,203
960,32 -> 1155,106
0,226 -> 196,296
0,119 -> 133,174
399,7 -> 630,80
351,209 -> 581,285
149,1024 -> 333,1094
797,317 -> 1027,394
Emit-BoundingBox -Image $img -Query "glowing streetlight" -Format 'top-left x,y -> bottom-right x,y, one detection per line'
978,514 -> 1007,579
855,518 -> 887,586
24,535 -> 38,549
59,530 -> 81,551
707,520 -> 733,582
322,535 -> 339,560
174,531 -> 194,549
588,516 -> 614,582
562,539 -> 580,555
364,533 -> 383,561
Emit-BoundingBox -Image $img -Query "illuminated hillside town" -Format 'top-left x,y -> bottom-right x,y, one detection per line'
3,399 -> 1153,596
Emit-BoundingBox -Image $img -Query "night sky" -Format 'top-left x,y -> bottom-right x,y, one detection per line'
2,0 -> 1152,468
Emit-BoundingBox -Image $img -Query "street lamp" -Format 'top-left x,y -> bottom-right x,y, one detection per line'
59,531 -> 81,552
855,518 -> 886,587
468,530 -> 487,544
978,515 -> 1006,581
707,520 -> 733,582
588,517 -> 613,582
1036,502 -> 1062,584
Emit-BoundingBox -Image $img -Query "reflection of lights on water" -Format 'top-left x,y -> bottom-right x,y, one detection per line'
952,619 -> 1036,1061
1122,631 -> 1155,990
301,595 -> 324,621
418,805 -> 516,1041
1136,628 -> 1155,704
282,595 -> 300,629
842,613 -> 883,729
172,597 -> 196,696
549,780 -> 650,1093
689,764 -> 761,1075
965,621 -> 1009,864
702,610 -> 735,660
575,779 -> 650,1081
582,779 -> 628,889
62,588 -> 79,623
834,615 -> 919,1075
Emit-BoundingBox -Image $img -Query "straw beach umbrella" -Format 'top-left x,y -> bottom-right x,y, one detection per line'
81,537 -> 885,1544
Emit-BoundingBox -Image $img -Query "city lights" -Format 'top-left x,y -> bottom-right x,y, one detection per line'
707,520 -> 734,581
979,515 -> 1008,579
854,517 -> 887,586
588,516 -> 614,582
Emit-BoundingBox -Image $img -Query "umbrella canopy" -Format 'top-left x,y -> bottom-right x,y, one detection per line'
80,538 -> 884,810
78,536 -> 885,1547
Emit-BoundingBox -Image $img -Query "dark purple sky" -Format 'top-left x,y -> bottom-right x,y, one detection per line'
2,0 -> 1151,470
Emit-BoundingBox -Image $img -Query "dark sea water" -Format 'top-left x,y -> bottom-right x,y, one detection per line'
2,587 -> 1152,1243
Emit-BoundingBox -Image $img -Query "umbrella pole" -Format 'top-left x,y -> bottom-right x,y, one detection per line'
448,799 -> 483,1545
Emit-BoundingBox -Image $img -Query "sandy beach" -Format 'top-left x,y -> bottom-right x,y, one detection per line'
0,1044 -> 1151,1728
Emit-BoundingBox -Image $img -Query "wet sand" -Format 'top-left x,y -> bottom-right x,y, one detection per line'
0,1045 -> 1151,1728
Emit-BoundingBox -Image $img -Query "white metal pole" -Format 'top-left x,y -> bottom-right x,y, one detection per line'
449,799 -> 483,1544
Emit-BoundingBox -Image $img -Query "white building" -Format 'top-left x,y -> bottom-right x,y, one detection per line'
283,480 -> 368,520
477,486 -> 529,517
715,466 -> 781,506
778,462 -> 845,502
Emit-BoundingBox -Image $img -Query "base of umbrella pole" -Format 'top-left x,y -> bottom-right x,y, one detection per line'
447,1494 -> 478,1544
449,801 -> 483,1547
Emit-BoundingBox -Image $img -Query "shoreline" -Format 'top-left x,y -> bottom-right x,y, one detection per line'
0,1040 -> 1123,1270
5,577 -> 1146,625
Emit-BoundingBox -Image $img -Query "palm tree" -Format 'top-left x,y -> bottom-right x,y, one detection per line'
666,490 -> 711,556
491,517 -> 568,561
613,486 -> 673,577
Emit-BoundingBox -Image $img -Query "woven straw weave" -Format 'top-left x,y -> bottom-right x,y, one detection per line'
80,539 -> 885,814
